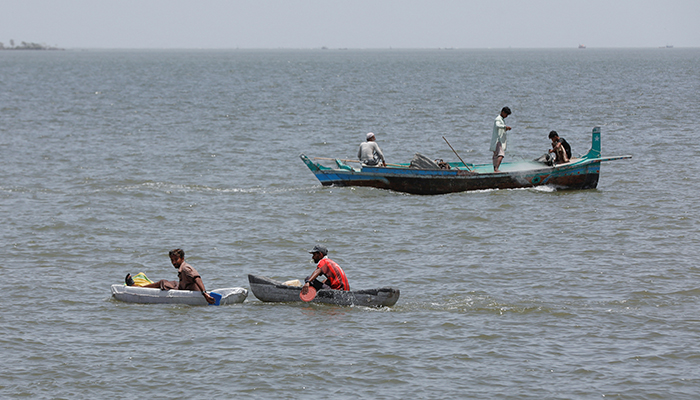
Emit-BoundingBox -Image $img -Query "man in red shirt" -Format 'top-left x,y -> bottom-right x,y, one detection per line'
302,245 -> 349,293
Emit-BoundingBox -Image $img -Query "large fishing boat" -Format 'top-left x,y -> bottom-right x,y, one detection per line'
301,127 -> 630,195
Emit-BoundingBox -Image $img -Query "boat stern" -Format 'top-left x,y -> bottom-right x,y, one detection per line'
582,126 -> 601,159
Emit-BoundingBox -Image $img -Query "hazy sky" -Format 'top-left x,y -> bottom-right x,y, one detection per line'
1,0 -> 698,49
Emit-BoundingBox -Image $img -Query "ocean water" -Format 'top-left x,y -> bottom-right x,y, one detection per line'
1,48 -> 699,399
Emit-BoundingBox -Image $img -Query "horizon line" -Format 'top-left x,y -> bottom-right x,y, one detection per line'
18,45 -> 693,51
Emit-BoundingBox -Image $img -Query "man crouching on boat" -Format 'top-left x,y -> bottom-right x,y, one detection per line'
358,132 -> 387,167
301,245 -> 350,295
548,130 -> 571,164
125,248 -> 216,304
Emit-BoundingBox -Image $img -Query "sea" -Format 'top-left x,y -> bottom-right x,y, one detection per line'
1,48 -> 699,399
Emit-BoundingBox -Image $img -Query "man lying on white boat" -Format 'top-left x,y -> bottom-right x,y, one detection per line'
125,248 -> 216,304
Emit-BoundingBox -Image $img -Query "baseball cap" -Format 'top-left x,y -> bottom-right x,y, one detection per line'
308,245 -> 328,255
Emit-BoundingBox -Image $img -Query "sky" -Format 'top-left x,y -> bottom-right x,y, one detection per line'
1,0 -> 698,49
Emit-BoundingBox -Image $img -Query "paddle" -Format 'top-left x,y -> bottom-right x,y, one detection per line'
300,285 -> 317,302
442,136 -> 471,171
312,157 -> 403,167
208,291 -> 222,306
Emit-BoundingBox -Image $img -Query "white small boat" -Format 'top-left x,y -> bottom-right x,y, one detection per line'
111,284 -> 248,305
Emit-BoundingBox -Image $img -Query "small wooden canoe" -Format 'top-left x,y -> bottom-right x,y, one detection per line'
110,284 -> 248,305
248,274 -> 400,307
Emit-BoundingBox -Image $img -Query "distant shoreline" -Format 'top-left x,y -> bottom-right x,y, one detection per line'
0,41 -> 63,50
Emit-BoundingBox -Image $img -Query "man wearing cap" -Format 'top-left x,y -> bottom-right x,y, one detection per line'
490,107 -> 512,172
302,245 -> 350,294
358,132 -> 387,167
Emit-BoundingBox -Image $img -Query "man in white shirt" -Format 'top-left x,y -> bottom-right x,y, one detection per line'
489,107 -> 512,172
358,132 -> 387,167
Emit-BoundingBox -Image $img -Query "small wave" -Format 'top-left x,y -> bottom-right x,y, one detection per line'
90,181 -> 325,195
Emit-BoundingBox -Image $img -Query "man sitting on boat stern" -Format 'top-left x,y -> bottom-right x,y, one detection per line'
490,107 -> 512,172
548,130 -> 571,163
301,245 -> 350,295
125,248 -> 216,304
358,132 -> 387,167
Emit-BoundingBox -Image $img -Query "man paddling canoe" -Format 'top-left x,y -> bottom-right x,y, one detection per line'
125,248 -> 216,304
301,245 -> 350,296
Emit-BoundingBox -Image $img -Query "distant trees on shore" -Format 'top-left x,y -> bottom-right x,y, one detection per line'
0,40 -> 62,50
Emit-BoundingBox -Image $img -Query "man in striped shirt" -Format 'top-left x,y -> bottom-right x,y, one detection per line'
302,244 -> 350,292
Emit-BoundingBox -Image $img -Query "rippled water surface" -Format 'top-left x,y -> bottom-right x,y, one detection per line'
1,48 -> 699,399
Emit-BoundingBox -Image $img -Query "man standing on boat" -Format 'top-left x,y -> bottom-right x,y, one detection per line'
301,245 -> 349,295
548,130 -> 571,163
490,107 -> 512,172
358,132 -> 387,167
125,248 -> 216,304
